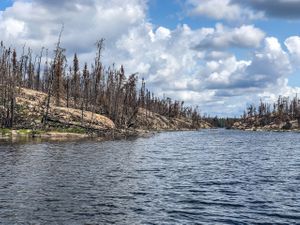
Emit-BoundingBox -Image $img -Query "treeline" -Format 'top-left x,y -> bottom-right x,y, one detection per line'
0,38 -> 202,129
242,95 -> 300,126
203,116 -> 239,128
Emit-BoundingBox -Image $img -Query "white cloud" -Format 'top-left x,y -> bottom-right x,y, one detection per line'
0,0 -> 146,56
187,0 -> 263,21
0,18 -> 25,38
195,24 -> 265,49
190,0 -> 241,20
246,37 -> 291,84
285,36 -> 300,66
151,27 -> 172,41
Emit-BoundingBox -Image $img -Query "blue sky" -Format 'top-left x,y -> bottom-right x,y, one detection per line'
1,0 -> 300,116
0,0 -> 12,10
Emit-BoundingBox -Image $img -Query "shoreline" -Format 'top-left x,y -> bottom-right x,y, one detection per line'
0,128 -> 201,143
2,128 -> 299,144
230,127 -> 300,133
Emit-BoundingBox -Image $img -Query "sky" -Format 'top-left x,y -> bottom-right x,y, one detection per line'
1,0 -> 300,117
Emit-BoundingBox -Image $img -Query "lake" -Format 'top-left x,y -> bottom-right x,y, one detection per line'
0,130 -> 299,224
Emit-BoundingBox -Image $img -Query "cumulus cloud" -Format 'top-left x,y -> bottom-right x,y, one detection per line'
245,37 -> 292,86
194,37 -> 291,92
186,0 -> 263,21
285,36 -> 300,66
114,24 -> 205,93
194,36 -> 294,115
195,23 -> 265,49
0,0 -> 146,56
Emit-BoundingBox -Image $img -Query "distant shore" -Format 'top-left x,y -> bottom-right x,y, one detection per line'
231,119 -> 300,132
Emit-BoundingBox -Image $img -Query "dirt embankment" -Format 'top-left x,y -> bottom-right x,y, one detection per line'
15,88 -> 114,130
1,88 -> 211,140
135,108 -> 211,131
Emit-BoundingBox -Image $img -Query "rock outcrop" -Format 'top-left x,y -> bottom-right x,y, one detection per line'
15,88 -> 115,131
232,116 -> 300,131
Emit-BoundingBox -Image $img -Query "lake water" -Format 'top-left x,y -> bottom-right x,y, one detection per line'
0,130 -> 299,224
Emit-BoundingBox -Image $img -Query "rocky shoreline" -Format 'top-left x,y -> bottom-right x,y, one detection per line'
0,127 -> 202,143
0,88 -> 211,143
232,118 -> 300,132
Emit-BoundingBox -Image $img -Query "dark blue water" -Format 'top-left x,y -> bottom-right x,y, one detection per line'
0,130 -> 299,224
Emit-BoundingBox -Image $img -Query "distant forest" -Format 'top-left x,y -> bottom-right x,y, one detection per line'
203,95 -> 300,130
0,35 -> 202,129
241,95 -> 300,128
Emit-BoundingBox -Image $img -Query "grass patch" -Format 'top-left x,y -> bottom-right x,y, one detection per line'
31,130 -> 46,135
17,129 -> 32,135
53,127 -> 86,134
0,128 -> 11,136
14,129 -> 45,136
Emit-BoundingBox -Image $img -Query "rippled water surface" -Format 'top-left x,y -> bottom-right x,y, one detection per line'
0,130 -> 300,224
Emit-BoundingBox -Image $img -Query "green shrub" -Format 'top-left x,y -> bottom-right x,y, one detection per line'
54,127 -> 86,134
0,128 -> 11,136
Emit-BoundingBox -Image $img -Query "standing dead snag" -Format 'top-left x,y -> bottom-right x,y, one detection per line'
93,39 -> 104,110
122,73 -> 138,128
0,47 -> 18,128
9,49 -> 18,128
72,53 -> 80,108
53,48 -> 65,107
43,25 -> 64,127
83,63 -> 90,110
35,47 -> 44,91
